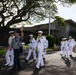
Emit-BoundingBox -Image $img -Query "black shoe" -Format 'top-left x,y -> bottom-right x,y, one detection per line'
43,58 -> 45,63
70,55 -> 73,58
25,59 -> 28,63
33,60 -> 36,62
40,66 -> 44,68
62,56 -> 65,59
35,67 -> 39,70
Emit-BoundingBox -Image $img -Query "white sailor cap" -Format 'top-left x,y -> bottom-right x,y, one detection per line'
38,31 -> 43,34
9,31 -> 14,34
63,38 -> 67,40
69,36 -> 72,39
29,34 -> 33,37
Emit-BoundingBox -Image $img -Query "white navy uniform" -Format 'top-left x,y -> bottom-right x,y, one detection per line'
36,37 -> 46,69
26,38 -> 36,60
43,37 -> 48,59
5,36 -> 14,66
60,40 -> 65,57
68,38 -> 75,56
64,40 -> 69,58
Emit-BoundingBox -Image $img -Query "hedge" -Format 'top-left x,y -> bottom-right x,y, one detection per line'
46,35 -> 56,48
34,35 -> 56,48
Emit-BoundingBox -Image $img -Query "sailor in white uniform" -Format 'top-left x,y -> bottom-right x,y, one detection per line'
42,36 -> 48,63
5,31 -> 15,66
60,38 -> 65,58
36,31 -> 46,70
64,38 -> 69,60
68,36 -> 75,57
25,34 -> 36,62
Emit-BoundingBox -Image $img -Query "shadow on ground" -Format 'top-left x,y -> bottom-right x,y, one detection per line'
0,51 -> 76,75
61,57 -> 71,67
1,60 -> 76,75
39,65 -> 76,75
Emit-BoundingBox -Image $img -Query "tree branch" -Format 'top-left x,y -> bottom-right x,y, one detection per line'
6,11 -> 31,27
12,0 -> 19,11
31,11 -> 46,17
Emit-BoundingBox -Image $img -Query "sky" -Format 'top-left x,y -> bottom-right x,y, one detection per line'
56,3 -> 76,22
33,3 -> 76,26
12,3 -> 76,27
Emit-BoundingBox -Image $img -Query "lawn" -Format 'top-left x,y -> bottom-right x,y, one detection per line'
24,45 -> 59,51
0,45 -> 59,57
0,48 -> 6,57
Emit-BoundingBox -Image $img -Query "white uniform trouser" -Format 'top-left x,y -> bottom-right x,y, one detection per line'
26,48 -> 36,60
36,48 -> 44,69
60,45 -> 64,54
69,46 -> 73,56
5,48 -> 14,65
60,46 -> 66,57
65,48 -> 69,58
43,50 -> 46,58
60,46 -> 63,54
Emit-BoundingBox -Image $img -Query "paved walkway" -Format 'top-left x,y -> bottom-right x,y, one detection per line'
0,50 -> 76,75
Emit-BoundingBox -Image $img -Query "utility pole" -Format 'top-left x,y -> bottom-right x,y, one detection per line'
48,4 -> 51,35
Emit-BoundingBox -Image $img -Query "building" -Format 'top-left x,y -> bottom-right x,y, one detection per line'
24,19 -> 76,38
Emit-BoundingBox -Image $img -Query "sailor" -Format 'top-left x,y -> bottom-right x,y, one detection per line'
36,31 -> 46,70
60,38 -> 65,58
5,31 -> 14,66
68,36 -> 75,57
25,34 -> 36,62
10,30 -> 22,73
42,36 -> 48,63
64,38 -> 69,60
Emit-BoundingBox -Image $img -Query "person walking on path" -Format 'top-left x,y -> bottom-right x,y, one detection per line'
36,31 -> 47,70
25,34 -> 36,62
9,30 -> 22,73
5,31 -> 14,66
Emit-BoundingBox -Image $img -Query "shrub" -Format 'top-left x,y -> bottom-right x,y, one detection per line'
34,36 -> 37,40
46,35 -> 56,48
70,30 -> 76,39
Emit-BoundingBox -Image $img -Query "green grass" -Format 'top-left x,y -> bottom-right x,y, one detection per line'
0,45 -> 59,57
0,48 -> 6,57
47,48 -> 53,50
24,45 -> 58,51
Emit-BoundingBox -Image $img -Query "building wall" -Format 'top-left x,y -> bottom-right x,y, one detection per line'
66,23 -> 70,37
54,22 -> 76,38
24,20 -> 76,38
54,25 -> 67,38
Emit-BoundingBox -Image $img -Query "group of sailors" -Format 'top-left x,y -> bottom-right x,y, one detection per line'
5,31 -> 14,66
25,31 -> 48,69
4,30 -> 48,73
60,36 -> 76,60
5,29 -> 76,73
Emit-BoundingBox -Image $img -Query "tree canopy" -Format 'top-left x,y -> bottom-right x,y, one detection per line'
54,16 -> 66,28
0,0 -> 76,27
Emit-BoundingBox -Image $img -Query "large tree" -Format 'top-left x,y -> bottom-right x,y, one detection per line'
0,0 -> 76,27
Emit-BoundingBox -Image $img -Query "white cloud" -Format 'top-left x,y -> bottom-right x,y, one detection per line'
12,3 -> 76,27
32,3 -> 76,26
56,4 -> 76,22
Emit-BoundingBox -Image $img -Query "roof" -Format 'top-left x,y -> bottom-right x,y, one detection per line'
65,19 -> 76,27
18,19 -> 76,32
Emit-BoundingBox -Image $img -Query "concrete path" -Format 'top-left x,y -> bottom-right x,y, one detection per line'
0,50 -> 76,75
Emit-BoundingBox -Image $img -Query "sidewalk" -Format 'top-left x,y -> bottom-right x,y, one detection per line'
0,51 -> 76,75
